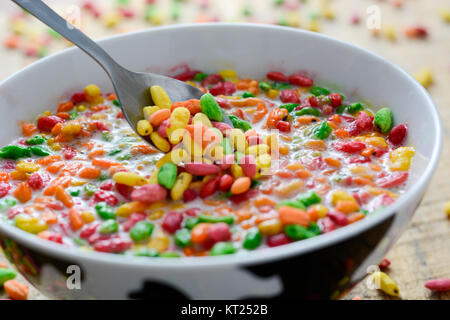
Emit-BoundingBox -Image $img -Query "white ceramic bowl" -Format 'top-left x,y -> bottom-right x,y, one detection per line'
0,24 -> 442,300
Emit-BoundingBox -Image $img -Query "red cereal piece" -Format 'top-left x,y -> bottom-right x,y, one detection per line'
162,211 -> 183,234
37,115 -> 64,132
321,217 -> 337,233
327,211 -> 349,226
131,184 -> 167,204
424,278 -> 450,292
405,25 -> 428,39
208,222 -> 231,242
280,89 -> 300,104
329,93 -> 342,107
266,233 -> 291,247
288,73 -> 314,87
219,174 -> 233,192
115,183 -> 134,201
276,120 -> 291,133
377,172 -> 409,188
202,74 -> 223,87
94,238 -> 132,253
70,92 -> 85,104
378,258 -> 391,269
63,146 -> 77,160
355,111 -> 373,132
0,182 -> 11,198
388,124 -> 407,145
93,190 -> 119,206
183,189 -> 197,203
27,173 -> 43,190
267,71 -> 288,83
333,141 -> 366,153
122,212 -> 146,232
199,177 -> 220,198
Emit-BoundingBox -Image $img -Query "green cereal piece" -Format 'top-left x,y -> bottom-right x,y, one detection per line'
0,145 -> 31,159
102,131 -> 113,142
174,229 -> 192,247
374,107 -> 393,133
134,248 -> 159,257
69,188 -> 80,197
193,73 -> 208,82
130,221 -> 154,242
295,107 -> 321,117
276,200 -> 306,210
347,102 -> 364,114
258,81 -> 272,91
95,202 -> 116,220
335,105 -> 347,114
273,82 -> 291,90
69,111 -> 78,120
0,198 -> 16,212
197,214 -> 234,225
210,242 -> 236,256
98,220 -> 119,234
243,229 -> 262,250
298,191 -> 322,207
184,217 -> 199,230
108,149 -> 122,156
310,86 -> 330,96
29,146 -> 51,157
308,222 -> 321,236
158,163 -> 178,189
113,99 -> 121,107
313,121 -> 332,140
279,103 -> 298,112
222,137 -> 233,154
228,115 -> 252,132
160,252 -> 181,258
200,93 -> 223,121
84,183 -> 96,196
285,225 -> 317,240
0,268 -> 17,286
25,135 -> 45,145
242,91 -> 255,98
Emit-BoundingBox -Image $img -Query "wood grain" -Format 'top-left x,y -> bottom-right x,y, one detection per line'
0,0 -> 448,300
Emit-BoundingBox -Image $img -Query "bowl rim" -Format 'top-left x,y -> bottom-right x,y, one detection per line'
0,23 -> 442,269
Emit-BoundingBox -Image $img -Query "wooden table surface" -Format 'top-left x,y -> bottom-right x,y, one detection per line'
0,0 -> 448,300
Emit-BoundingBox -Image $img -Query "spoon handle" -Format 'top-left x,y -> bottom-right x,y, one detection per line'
11,0 -> 121,75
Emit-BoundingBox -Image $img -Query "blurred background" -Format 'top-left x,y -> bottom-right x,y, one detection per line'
0,0 -> 449,300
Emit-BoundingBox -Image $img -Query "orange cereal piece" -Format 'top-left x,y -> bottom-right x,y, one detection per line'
21,122 -> 37,137
335,200 -> 359,214
130,144 -> 158,155
55,186 -> 74,208
46,161 -> 65,174
57,101 -> 74,113
191,223 -> 211,244
334,128 -> 350,138
278,206 -> 310,227
13,182 -> 32,203
304,140 -> 327,151
36,155 -> 61,166
69,208 -> 84,230
92,158 -> 122,169
324,158 -> 341,168
78,167 -> 101,179
4,280 -> 29,300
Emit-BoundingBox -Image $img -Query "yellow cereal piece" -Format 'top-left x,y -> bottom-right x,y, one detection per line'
147,230 -> 170,252
143,106 -> 161,120
287,12 -> 301,27
102,12 -> 122,28
266,89 -> 279,99
445,202 -> 450,218
90,113 -> 107,120
148,202 -> 166,210
439,8 -> 450,23
171,148 -> 190,165
371,271 -> 400,297
77,105 -> 87,112
256,154 -> 272,169
275,180 -> 304,197
258,219 -> 283,236
156,152 -> 173,168
361,137 -> 389,150
150,86 -> 172,108
167,107 -> 190,144
312,204 -> 329,218
247,144 -> 269,156
219,69 -> 238,80
193,112 -> 212,127
286,163 -> 304,171
84,84 -> 103,104
171,172 -> 193,201
150,132 -> 170,153
149,209 -> 165,220
16,161 -> 40,173
383,25 -> 396,41
136,120 -> 153,136
414,68 -> 433,89
62,121 -> 82,136
113,172 -> 148,187
331,190 -> 356,205
308,19 -> 320,32
15,215 -> 47,234
81,211 -> 95,223
365,186 -> 399,199
116,201 -> 148,218
390,147 -> 415,171
148,169 -> 160,184
231,164 -> 244,179
350,166 -> 368,175
186,81 -> 197,87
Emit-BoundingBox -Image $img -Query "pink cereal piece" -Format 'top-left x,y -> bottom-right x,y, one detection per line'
212,121 -> 232,135
239,155 -> 257,179
219,154 -> 235,170
185,163 -> 220,176
424,278 -> 450,292
131,184 -> 168,204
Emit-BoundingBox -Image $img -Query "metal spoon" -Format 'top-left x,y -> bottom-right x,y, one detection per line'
11,0 -> 233,147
